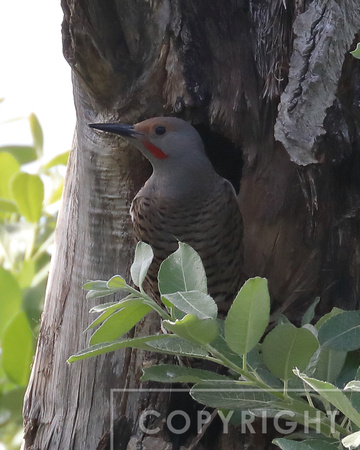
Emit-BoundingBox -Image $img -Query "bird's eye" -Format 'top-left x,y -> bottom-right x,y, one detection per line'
155,126 -> 166,135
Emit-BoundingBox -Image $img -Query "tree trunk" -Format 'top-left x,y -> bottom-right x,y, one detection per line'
23,1 -> 360,448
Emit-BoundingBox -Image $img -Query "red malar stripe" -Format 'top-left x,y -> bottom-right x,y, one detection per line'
144,140 -> 168,159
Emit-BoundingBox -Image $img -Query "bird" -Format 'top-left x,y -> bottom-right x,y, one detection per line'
89,117 -> 243,312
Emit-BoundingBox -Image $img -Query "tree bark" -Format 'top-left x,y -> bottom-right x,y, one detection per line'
23,1 -> 360,448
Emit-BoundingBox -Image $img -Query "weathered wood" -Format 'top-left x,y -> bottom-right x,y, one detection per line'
275,0 -> 360,165
23,1 -> 360,448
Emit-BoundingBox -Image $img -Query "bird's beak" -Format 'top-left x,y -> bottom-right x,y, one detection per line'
89,123 -> 141,139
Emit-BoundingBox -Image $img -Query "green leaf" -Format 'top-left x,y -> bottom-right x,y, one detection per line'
312,347 -> 347,383
2,311 -> 33,385
255,368 -> 283,389
146,336 -> 208,357
130,242 -> 153,287
294,369 -> 360,427
0,153 -> 20,199
210,320 -> 244,368
301,297 -> 320,326
273,438 -> 339,449
47,180 -> 64,205
86,289 -> 115,300
0,386 -> 26,422
141,364 -> 228,383
83,279 -> 126,300
11,172 -> 44,223
315,307 -> 343,330
350,43 -> 360,59
158,242 -> 207,295
0,407 -> 11,426
225,277 -> 270,356
162,291 -> 217,319
16,259 -> 36,289
107,275 -> 127,289
345,380 -> 360,392
87,297 -> 143,330
191,380 -> 278,410
281,316 -> 293,326
342,430 -> 360,449
90,302 -> 151,345
0,145 -> 37,165
86,289 -> 116,300
273,439 -> 306,450
262,324 -> 319,380
42,150 -> 69,169
68,335 -> 174,363
163,315 -> 218,345
90,302 -> 119,312
347,367 -> 360,417
83,280 -> 108,290
0,267 -> 22,337
318,311 -> 360,351
70,334 -> 209,363
0,198 -> 18,213
29,113 -> 43,157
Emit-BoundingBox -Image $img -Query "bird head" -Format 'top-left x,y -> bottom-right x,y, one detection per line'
89,117 -> 207,167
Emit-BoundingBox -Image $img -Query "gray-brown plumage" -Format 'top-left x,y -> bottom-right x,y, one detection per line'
90,117 -> 243,311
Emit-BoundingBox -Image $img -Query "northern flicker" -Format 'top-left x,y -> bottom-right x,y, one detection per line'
89,117 -> 243,310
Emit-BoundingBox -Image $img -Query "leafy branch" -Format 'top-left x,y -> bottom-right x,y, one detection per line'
0,109 -> 69,448
69,242 -> 360,449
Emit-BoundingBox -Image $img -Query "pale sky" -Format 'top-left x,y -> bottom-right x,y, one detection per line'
0,1 -> 75,158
